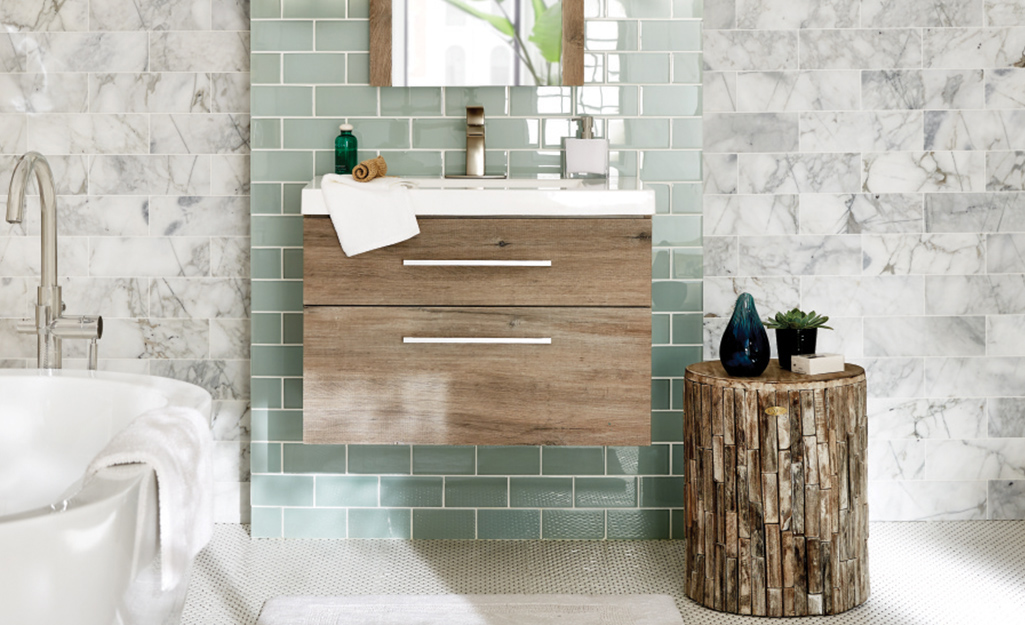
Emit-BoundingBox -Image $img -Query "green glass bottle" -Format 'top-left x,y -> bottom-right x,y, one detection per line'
334,123 -> 357,175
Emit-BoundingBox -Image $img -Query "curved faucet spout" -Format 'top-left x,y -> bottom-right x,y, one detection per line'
7,151 -> 58,291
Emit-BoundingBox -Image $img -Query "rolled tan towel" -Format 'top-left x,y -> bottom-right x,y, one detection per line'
352,155 -> 388,182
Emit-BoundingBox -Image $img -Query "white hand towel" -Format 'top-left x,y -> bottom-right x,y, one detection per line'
320,173 -> 420,256
86,406 -> 213,591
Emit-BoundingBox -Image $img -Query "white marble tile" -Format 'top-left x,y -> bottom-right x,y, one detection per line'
0,114 -> 27,154
88,155 -> 212,196
987,151 -> 1025,191
150,277 -> 249,318
703,194 -> 799,236
0,154 -> 86,196
703,317 -> 729,359
985,0 -> 1025,26
800,29 -> 923,70
89,73 -> 209,114
210,237 -> 250,278
0,235 -> 89,277
869,440 -> 926,480
984,68 -> 1025,108
702,277 -> 802,323
802,275 -> 925,316
28,113 -> 148,155
864,316 -> 986,357
988,480 -> 1025,519
987,315 -> 1025,356
150,31 -> 250,72
213,480 -> 250,524
735,0 -> 859,29
89,237 -> 210,277
150,114 -> 250,155
926,439 -> 1025,480
868,480 -> 987,520
869,397 -> 987,439
925,192 -> 1025,232
800,111 -> 923,152
149,196 -> 249,236
989,399 -> 1025,437
738,234 -> 862,276
922,69 -> 985,109
863,233 -> 986,275
702,30 -> 798,72
924,27 -> 1025,69
926,111 -> 1025,151
212,155 -> 251,195
925,356 -> 1025,397
90,0 -> 212,31
703,154 -> 738,195
208,73 -> 250,113
804,316 -> 863,358
211,400 -> 251,442
862,357 -> 926,397
702,235 -> 739,277
213,0 -> 251,31
737,70 -> 860,112
13,32 -> 148,73
150,358 -> 249,401
62,277 -> 148,318
0,73 -> 89,114
799,193 -> 924,234
987,233 -> 1025,274
702,72 -> 737,113
211,319 -> 251,360
0,0 -> 89,32
862,152 -> 986,194
0,276 -> 35,316
925,275 -> 1025,315
738,153 -> 861,194
861,70 -> 924,110
863,0 -> 983,27
100,318 -> 210,360
11,196 -> 148,237
0,319 -> 42,359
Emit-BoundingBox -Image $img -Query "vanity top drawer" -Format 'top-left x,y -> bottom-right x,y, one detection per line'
303,217 -> 651,307
303,305 -> 651,446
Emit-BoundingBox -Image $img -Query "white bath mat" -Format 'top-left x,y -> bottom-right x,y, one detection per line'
256,594 -> 684,625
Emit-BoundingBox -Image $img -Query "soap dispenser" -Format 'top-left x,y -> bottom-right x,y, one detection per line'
562,116 -> 609,179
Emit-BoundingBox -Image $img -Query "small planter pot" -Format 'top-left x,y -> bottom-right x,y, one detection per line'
775,328 -> 818,371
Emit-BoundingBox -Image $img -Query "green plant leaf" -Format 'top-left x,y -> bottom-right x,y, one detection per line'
443,0 -> 516,37
529,1 -> 562,64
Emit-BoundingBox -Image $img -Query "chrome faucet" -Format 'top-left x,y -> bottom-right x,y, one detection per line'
6,152 -> 102,369
445,106 -> 506,179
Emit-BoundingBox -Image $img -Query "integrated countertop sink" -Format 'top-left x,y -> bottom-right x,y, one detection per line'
301,175 -> 655,217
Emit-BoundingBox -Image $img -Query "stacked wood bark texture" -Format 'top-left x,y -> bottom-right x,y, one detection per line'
683,361 -> 869,616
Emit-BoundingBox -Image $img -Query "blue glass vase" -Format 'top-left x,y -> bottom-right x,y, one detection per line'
719,293 -> 770,377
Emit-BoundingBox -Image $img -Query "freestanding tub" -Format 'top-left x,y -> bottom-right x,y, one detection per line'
0,369 -> 213,625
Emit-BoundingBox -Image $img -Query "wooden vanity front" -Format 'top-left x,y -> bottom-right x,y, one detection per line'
302,215 -> 652,446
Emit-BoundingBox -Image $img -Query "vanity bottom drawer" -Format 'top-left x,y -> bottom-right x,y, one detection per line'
303,306 -> 651,446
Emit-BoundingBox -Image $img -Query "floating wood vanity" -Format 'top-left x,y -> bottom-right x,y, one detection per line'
301,177 -> 655,446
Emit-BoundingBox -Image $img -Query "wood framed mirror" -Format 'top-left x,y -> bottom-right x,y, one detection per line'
370,0 -> 583,87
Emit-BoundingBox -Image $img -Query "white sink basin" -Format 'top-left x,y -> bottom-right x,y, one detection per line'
301,175 -> 655,217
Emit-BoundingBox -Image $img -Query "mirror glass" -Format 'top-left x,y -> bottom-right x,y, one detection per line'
374,0 -> 581,87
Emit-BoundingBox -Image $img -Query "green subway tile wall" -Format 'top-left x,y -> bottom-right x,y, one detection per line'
251,0 -> 702,539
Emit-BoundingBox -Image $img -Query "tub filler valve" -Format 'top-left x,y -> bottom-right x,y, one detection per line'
6,152 -> 103,370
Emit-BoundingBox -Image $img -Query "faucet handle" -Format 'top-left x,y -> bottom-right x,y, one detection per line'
466,106 -> 484,129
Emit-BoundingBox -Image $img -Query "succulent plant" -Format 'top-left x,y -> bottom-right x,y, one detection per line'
764,308 -> 833,331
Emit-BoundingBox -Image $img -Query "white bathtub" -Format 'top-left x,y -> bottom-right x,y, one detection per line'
0,369 -> 212,625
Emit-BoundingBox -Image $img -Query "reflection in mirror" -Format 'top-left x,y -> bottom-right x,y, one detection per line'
393,0 -> 562,87
371,0 -> 583,87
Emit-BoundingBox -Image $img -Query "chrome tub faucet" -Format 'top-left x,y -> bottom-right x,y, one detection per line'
6,152 -> 102,369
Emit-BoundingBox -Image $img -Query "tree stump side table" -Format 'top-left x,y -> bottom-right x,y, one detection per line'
683,360 -> 868,617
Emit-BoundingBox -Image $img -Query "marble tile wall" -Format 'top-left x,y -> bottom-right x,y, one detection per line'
703,0 -> 1025,520
0,0 -> 252,523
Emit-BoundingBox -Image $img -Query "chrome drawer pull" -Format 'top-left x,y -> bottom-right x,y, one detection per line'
403,337 -> 552,344
402,260 -> 552,267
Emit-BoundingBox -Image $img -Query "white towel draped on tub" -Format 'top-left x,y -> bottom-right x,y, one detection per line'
320,173 -> 420,256
86,406 -> 213,592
